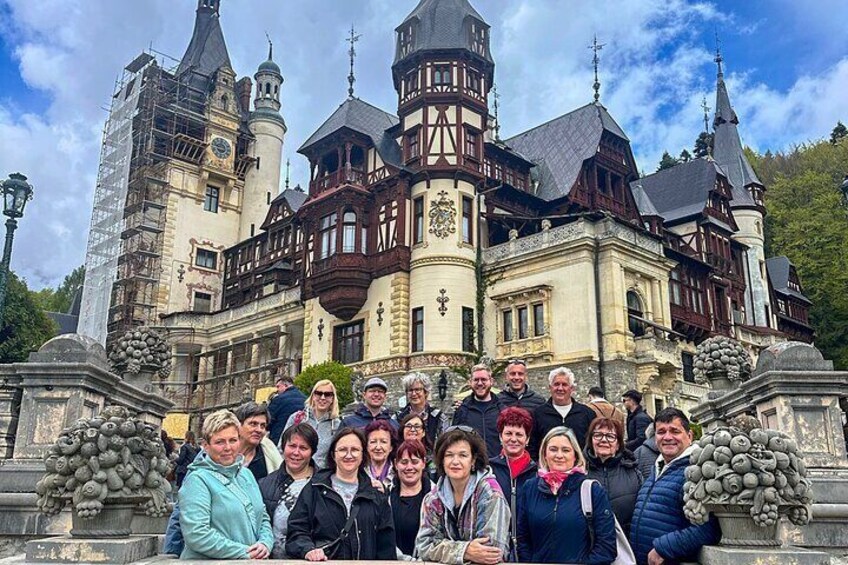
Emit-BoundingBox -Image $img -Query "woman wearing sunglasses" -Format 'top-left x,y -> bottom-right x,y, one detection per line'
283,379 -> 341,468
585,417 -> 643,535
286,427 -> 396,561
416,426 -> 509,565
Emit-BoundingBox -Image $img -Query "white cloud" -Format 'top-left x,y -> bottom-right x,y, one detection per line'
0,0 -> 846,289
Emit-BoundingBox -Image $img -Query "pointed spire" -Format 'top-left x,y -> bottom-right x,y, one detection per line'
179,0 -> 231,77
713,33 -> 737,127
589,35 -> 606,104
714,31 -> 723,79
197,0 -> 220,15
346,25 -> 361,99
492,83 -> 502,142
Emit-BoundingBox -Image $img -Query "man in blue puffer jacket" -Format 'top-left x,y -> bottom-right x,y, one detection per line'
630,408 -> 720,564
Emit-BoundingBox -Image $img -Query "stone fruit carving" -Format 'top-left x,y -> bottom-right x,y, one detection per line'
109,328 -> 171,378
693,336 -> 753,384
35,406 -> 172,519
683,425 -> 812,527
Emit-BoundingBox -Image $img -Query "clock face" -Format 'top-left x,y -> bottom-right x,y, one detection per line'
211,137 -> 232,159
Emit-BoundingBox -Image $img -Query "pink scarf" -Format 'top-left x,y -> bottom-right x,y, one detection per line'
538,466 -> 586,495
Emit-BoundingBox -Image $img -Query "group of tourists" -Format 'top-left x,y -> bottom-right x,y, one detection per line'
164,362 -> 720,563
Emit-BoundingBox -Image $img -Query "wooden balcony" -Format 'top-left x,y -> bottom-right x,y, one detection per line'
309,168 -> 366,194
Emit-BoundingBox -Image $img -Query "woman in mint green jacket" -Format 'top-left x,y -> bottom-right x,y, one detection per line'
179,410 -> 274,560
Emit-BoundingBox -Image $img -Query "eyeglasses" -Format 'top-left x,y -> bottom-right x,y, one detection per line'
445,425 -> 476,435
404,424 -> 424,431
334,447 -> 362,456
313,391 -> 335,399
507,359 -> 527,366
592,432 -> 618,442
407,387 -> 426,394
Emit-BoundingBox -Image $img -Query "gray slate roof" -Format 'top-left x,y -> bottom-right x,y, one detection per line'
299,98 -> 403,168
271,188 -> 308,212
712,71 -> 761,209
395,0 -> 493,65
766,256 -> 811,303
505,103 -> 629,201
177,7 -> 232,78
630,181 -> 660,217
633,158 -> 726,224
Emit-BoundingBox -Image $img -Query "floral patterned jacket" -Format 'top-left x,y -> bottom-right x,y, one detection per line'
415,468 -> 510,564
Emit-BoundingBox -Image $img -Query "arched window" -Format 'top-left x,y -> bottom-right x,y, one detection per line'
220,95 -> 228,110
342,211 -> 357,253
627,290 -> 646,337
265,82 -> 271,96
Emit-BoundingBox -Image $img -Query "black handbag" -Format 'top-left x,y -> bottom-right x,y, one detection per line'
321,504 -> 360,559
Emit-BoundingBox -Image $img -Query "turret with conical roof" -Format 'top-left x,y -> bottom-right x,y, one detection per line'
711,47 -> 773,329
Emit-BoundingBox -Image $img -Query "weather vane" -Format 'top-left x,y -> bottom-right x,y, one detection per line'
265,31 -> 273,60
346,25 -> 362,98
285,158 -> 291,190
714,31 -> 723,77
492,84 -> 502,142
701,96 -> 711,133
589,35 -> 606,104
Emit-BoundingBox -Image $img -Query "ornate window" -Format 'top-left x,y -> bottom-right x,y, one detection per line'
433,65 -> 452,86
465,129 -> 479,159
406,130 -> 420,161
461,196 -> 473,244
462,307 -> 475,352
318,213 -> 338,259
412,307 -> 424,352
533,303 -> 545,337
333,321 -> 364,364
342,211 -> 357,253
627,291 -> 646,337
204,186 -> 220,213
492,286 -> 553,360
196,249 -> 218,270
413,197 -> 424,244
517,306 -> 529,340
502,310 -> 513,342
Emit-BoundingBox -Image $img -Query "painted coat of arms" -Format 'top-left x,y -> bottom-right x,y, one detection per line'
428,191 -> 457,239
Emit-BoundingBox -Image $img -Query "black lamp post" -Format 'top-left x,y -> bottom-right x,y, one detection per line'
0,173 -> 34,326
438,369 -> 448,401
840,174 -> 848,208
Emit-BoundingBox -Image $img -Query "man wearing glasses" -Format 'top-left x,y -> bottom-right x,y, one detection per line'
342,377 -> 400,432
497,359 -> 545,412
451,364 -> 503,459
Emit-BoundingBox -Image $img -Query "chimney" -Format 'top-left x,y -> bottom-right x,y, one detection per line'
237,77 -> 253,113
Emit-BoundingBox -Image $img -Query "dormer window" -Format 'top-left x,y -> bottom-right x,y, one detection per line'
469,21 -> 487,57
399,24 -> 415,58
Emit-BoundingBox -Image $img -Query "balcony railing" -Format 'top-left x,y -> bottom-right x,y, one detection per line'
310,167 -> 366,194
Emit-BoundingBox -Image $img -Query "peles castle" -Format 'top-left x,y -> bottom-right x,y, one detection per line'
78,0 -> 813,426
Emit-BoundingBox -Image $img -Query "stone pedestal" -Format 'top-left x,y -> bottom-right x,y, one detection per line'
699,545 -> 831,565
691,342 -> 848,552
25,535 -> 160,564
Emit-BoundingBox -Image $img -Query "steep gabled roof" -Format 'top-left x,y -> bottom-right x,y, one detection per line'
712,59 -> 762,209
395,0 -> 492,65
630,181 -> 660,217
634,158 -> 728,224
766,256 -> 811,303
177,5 -> 232,79
272,188 -> 308,212
298,98 -> 403,168
505,103 -> 629,201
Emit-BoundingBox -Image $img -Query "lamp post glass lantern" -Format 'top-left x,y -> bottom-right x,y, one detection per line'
0,172 -> 34,326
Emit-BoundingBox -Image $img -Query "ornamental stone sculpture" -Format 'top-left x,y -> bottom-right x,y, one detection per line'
35,406 -> 172,536
683,424 -> 812,545
693,336 -> 752,388
108,328 -> 171,379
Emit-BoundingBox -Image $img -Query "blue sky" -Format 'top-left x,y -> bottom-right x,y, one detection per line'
0,0 -> 846,290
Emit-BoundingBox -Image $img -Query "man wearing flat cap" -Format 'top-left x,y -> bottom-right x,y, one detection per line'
342,377 -> 400,431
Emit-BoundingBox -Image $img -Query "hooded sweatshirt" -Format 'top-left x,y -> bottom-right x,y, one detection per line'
179,452 -> 274,560
416,468 -> 511,564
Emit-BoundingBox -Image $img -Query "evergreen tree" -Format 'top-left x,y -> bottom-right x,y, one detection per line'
749,139 -> 848,369
830,121 -> 847,145
0,272 -> 58,363
679,149 -> 692,163
657,151 -> 679,171
694,132 -> 714,158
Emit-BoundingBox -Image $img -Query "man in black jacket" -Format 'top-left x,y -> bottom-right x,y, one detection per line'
623,389 -> 653,452
268,375 -> 305,445
497,359 -> 545,412
529,367 -> 596,460
452,364 -> 502,458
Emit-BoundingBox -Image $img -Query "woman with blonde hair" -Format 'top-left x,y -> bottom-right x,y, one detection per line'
516,426 -> 617,564
283,379 -> 341,468
179,410 -> 273,560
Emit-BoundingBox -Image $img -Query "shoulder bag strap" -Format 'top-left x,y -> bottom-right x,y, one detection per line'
580,479 -> 596,550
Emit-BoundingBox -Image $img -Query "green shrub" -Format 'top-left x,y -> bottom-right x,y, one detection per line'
294,361 -> 355,408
